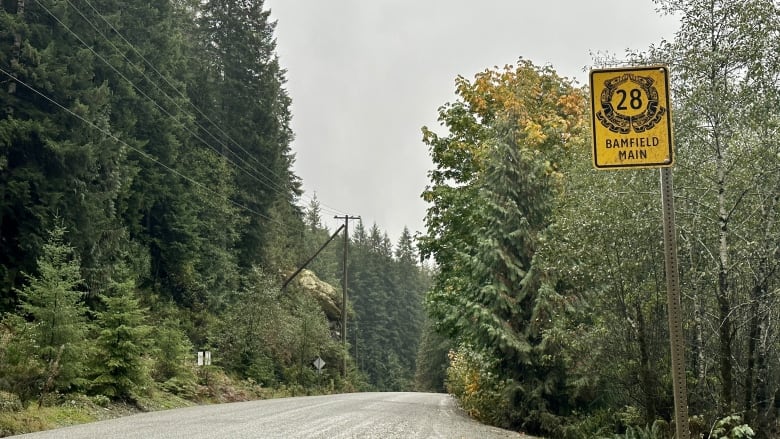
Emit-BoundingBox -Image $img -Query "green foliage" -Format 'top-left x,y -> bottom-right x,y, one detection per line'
421,59 -> 588,434
211,267 -> 341,388
445,345 -> 509,427
14,224 -> 89,394
150,320 -> 196,395
302,196 -> 340,285
195,0 -> 298,271
89,279 -> 152,401
211,268 -> 286,384
633,1 -> 780,433
711,415 -> 755,439
606,421 -> 668,439
0,391 -> 22,413
0,315 -> 44,407
0,0 -> 317,407
551,409 -> 621,439
414,319 -> 451,392
347,223 -> 428,391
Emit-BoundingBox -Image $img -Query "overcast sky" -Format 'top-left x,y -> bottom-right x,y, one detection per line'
263,0 -> 680,243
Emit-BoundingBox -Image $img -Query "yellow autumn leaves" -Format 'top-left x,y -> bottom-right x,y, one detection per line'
457,59 -> 587,151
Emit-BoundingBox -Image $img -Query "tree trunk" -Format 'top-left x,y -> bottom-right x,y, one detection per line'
743,295 -> 759,422
715,124 -> 733,412
635,302 -> 658,423
716,226 -> 733,413
754,317 -> 770,436
692,295 -> 707,405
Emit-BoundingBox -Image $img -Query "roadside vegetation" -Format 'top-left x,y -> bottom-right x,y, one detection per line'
0,0 -> 428,436
2,0 -> 779,438
417,0 -> 779,437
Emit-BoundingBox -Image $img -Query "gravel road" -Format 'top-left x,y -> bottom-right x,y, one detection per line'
11,392 -> 535,439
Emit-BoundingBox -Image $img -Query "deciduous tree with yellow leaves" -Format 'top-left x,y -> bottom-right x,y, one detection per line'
420,59 -> 587,434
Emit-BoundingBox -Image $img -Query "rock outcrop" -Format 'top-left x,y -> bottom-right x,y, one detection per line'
290,269 -> 341,321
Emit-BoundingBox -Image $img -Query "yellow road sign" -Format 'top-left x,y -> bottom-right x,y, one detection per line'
590,66 -> 673,170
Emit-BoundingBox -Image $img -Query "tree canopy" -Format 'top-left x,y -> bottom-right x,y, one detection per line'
418,1 -> 780,437
0,0 -> 429,417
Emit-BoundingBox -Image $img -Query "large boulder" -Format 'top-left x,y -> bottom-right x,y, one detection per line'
291,269 -> 341,321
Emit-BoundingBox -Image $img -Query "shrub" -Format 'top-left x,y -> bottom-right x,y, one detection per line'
0,391 -> 22,412
711,415 -> 755,439
445,345 -> 509,427
150,321 -> 197,390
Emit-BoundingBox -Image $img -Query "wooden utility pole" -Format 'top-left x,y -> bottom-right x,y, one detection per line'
335,215 -> 359,378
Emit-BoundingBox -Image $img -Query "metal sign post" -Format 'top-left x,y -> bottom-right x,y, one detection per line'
660,167 -> 690,439
313,356 -> 326,389
590,65 -> 689,439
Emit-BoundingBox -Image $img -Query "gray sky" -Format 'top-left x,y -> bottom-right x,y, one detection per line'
264,0 -> 680,242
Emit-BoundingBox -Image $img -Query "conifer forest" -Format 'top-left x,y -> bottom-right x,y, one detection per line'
2,0 -> 780,438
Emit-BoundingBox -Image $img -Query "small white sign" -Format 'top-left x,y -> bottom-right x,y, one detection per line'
313,356 -> 325,371
198,351 -> 212,366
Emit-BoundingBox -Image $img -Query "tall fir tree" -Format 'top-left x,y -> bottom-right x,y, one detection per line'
195,0 -> 298,270
302,194 -> 339,285
16,223 -> 89,393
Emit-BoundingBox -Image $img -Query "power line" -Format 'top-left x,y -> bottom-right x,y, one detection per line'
75,0 -> 292,197
70,0 -> 344,214
40,0 -> 290,202
0,66 -> 288,229
18,1 -> 349,232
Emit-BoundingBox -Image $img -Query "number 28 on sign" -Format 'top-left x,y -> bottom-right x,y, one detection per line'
590,66 -> 674,170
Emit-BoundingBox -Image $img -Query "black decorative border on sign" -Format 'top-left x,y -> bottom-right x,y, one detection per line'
596,73 -> 666,134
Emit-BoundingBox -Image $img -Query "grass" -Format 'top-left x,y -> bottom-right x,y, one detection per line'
0,392 -> 191,437
0,405 -> 96,437
0,368 -> 326,437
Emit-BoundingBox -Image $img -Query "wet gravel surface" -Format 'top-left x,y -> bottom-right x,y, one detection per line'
12,392 -> 535,439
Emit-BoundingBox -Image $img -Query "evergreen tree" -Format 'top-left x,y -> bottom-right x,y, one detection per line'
302,195 -> 339,285
304,194 -> 323,232
346,223 -> 427,390
260,192 -> 305,272
150,317 -> 196,394
420,60 -> 587,433
16,223 -> 89,393
0,313 -> 44,407
195,0 -> 298,270
414,319 -> 451,392
110,0 -> 243,308
90,276 -> 152,401
392,227 -> 426,380
463,124 -> 566,429
0,0 -> 135,307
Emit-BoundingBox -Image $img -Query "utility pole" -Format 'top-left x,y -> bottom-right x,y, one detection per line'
334,215 -> 359,378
